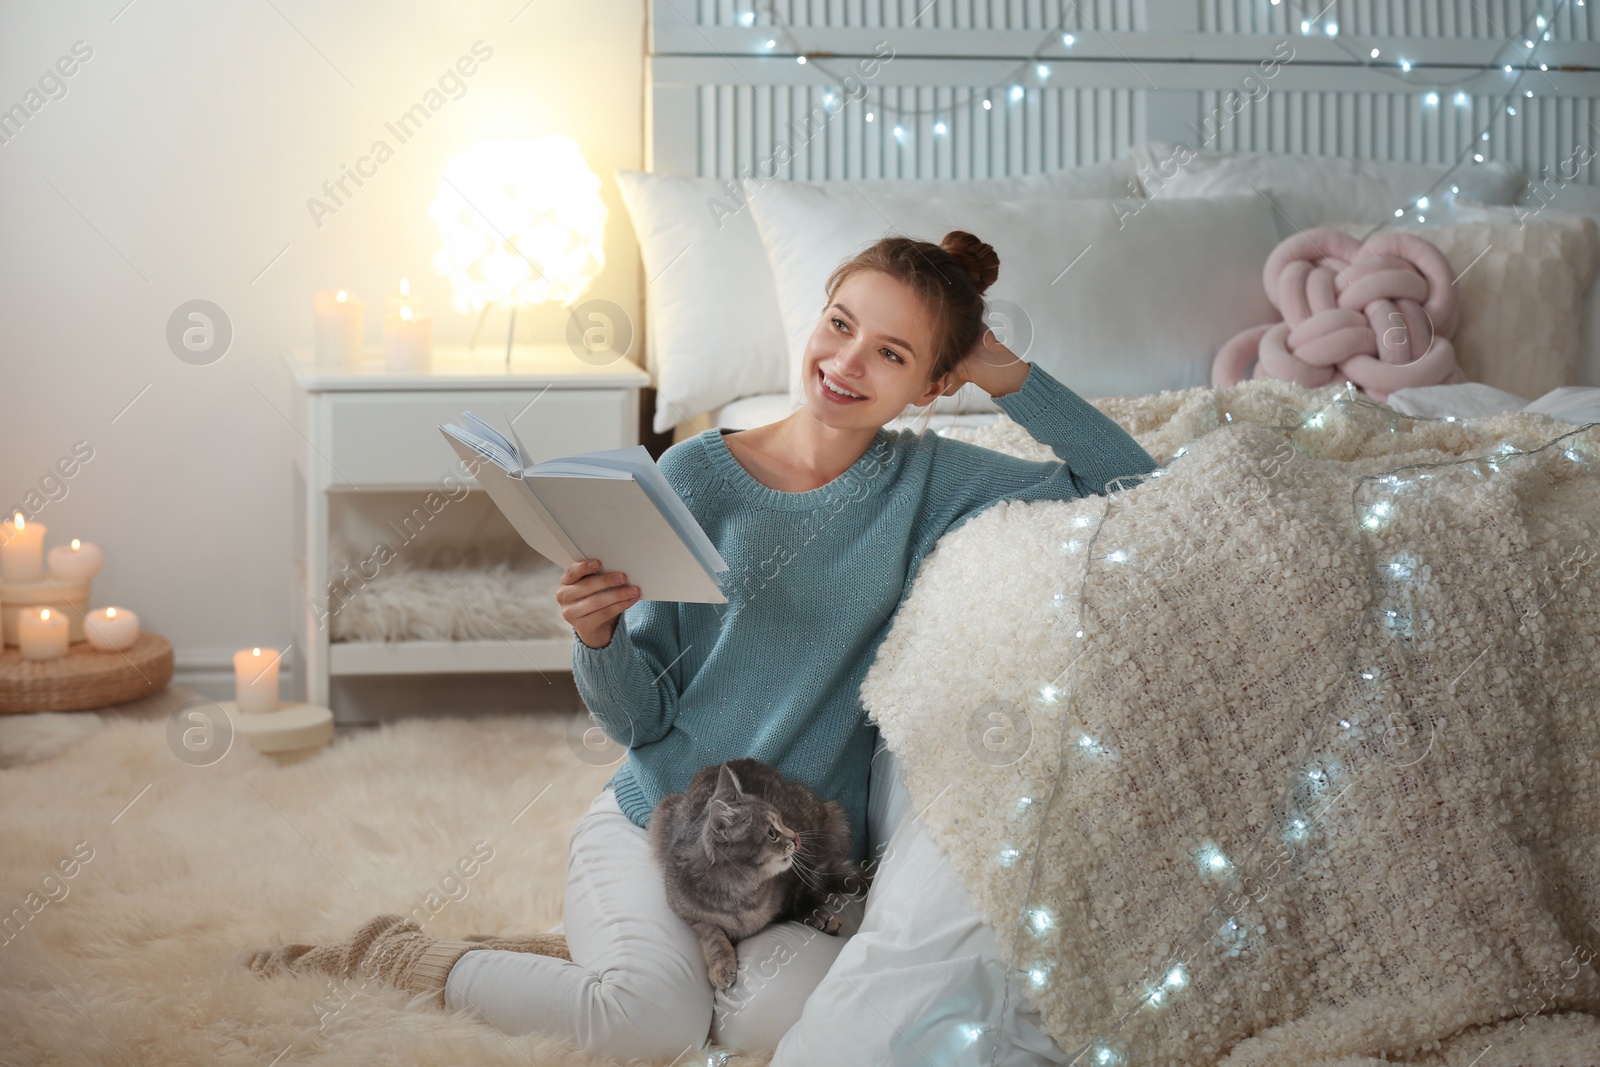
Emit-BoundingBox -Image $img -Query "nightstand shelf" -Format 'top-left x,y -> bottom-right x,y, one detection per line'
327,638 -> 575,676
285,343 -> 649,716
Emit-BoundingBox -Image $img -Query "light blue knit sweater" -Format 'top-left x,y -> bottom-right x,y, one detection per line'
571,362 -> 1158,862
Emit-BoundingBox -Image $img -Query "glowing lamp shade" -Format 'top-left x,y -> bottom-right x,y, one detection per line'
429,136 -> 608,317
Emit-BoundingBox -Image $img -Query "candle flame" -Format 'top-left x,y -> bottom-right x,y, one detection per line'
400,277 -> 410,296
39,609 -> 50,621
71,538 -> 81,550
400,304 -> 414,322
336,289 -> 349,303
106,607 -> 117,618
12,513 -> 22,531
252,647 -> 262,657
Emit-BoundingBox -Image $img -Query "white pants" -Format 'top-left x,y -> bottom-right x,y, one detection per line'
444,745 -> 1067,1064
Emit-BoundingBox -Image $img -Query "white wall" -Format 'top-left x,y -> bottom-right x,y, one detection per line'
0,1 -> 644,689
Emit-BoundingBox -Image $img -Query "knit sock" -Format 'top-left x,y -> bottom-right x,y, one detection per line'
460,931 -> 571,960
243,914 -> 480,1008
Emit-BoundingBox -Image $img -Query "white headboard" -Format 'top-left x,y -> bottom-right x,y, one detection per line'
647,0 -> 1600,186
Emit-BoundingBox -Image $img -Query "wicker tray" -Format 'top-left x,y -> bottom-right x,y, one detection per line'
0,633 -> 174,713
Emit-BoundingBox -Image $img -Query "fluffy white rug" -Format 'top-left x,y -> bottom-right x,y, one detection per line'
0,699 -> 772,1066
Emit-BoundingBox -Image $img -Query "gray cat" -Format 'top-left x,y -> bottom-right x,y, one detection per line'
648,758 -> 868,990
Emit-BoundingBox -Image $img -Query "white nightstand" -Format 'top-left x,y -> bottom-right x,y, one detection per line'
283,343 -> 650,712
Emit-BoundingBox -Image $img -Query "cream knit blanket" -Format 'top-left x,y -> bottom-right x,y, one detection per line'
862,379 -> 1600,1066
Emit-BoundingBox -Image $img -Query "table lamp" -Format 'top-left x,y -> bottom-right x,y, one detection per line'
429,135 -> 609,365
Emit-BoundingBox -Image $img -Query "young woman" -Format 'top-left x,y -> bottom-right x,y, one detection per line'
245,231 -> 1157,1062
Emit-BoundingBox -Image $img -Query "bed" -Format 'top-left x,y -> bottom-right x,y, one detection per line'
622,2 -> 1600,1064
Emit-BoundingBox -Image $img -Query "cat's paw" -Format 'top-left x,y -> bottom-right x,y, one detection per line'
707,951 -> 740,990
806,912 -> 843,935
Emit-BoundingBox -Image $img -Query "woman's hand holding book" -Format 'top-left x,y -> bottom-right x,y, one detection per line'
560,558 -> 641,649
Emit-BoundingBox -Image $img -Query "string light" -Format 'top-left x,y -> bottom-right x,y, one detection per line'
733,0 -> 1569,235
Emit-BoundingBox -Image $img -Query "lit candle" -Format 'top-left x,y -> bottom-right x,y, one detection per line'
46,538 -> 104,582
383,301 -> 433,372
85,607 -> 140,651
313,289 -> 366,366
386,276 -> 414,317
19,607 -> 69,661
1,513 -> 46,584
233,646 -> 282,714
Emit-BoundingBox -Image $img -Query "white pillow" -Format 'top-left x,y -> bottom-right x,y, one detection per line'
1505,183 -> 1600,388
747,185 -> 1280,403
615,162 -> 1139,432
1130,143 -> 1526,238
1331,207 -> 1599,400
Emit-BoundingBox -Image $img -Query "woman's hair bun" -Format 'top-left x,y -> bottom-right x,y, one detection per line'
940,230 -> 1000,295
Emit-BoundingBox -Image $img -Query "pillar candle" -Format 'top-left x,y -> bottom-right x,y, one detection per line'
19,607 -> 69,661
47,538 -> 104,582
85,607 -> 140,651
1,514 -> 45,584
383,303 -> 433,372
313,289 -> 366,366
234,646 -> 282,714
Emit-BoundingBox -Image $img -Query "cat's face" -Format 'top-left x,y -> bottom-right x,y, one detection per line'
701,765 -> 800,876
706,798 -> 799,876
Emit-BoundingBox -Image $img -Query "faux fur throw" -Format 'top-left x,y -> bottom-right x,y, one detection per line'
865,379 -> 1600,1066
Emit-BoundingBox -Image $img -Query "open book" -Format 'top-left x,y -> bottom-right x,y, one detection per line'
439,412 -> 729,604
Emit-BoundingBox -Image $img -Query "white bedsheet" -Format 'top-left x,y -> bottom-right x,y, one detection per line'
1387,382 -> 1600,424
716,383 -> 1600,436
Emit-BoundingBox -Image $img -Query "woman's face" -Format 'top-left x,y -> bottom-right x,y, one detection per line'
802,270 -> 946,427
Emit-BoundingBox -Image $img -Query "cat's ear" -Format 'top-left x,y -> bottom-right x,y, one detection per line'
700,819 -> 721,863
714,762 -> 743,800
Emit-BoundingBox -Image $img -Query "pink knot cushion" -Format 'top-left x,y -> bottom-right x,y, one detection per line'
1212,227 -> 1465,402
